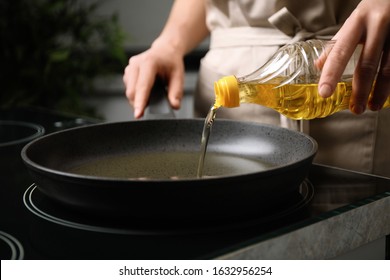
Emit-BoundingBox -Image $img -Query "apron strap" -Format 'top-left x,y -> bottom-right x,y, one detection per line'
209,27 -> 292,49
268,7 -> 338,43
210,7 -> 338,49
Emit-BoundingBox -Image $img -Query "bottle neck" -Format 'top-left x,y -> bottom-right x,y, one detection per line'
214,75 -> 240,108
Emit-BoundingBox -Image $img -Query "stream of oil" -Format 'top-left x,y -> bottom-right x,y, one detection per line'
196,105 -> 218,178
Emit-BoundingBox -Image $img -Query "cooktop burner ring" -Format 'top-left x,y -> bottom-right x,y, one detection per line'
0,120 -> 45,147
0,230 -> 24,260
23,180 -> 314,236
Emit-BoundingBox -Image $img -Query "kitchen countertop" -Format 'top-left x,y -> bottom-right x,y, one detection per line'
218,177 -> 390,259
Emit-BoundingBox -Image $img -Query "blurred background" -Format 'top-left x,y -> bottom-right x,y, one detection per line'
0,0 -> 209,121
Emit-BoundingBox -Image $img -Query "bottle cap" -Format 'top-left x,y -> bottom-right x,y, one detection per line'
214,75 -> 240,108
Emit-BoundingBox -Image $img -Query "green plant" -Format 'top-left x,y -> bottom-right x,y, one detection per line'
0,0 -> 127,117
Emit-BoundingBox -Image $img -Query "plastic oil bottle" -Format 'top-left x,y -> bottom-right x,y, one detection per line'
213,40 -> 390,120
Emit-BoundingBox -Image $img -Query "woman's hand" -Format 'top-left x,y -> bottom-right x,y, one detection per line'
318,0 -> 390,114
123,0 -> 209,119
123,42 -> 184,119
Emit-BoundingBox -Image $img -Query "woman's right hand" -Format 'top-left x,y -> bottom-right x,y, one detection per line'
318,0 -> 390,114
123,41 -> 185,119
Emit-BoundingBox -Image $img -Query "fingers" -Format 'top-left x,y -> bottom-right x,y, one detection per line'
318,1 -> 390,115
351,33 -> 386,114
123,50 -> 185,119
369,42 -> 390,110
133,60 -> 158,118
314,41 -> 333,70
123,56 -> 139,107
349,4 -> 390,113
123,56 -> 141,117
318,42 -> 358,99
318,16 -> 362,99
123,53 -> 160,119
167,68 -> 184,110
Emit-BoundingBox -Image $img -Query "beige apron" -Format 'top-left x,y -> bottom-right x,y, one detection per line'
195,1 -> 390,177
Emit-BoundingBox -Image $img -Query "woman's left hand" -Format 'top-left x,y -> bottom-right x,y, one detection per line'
318,0 -> 390,114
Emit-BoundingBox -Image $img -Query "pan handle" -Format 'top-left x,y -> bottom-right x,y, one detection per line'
144,77 -> 176,119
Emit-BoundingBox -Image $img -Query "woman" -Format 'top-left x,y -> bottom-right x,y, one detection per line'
123,0 -> 390,176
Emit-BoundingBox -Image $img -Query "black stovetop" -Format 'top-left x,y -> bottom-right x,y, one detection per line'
1,107 -> 390,260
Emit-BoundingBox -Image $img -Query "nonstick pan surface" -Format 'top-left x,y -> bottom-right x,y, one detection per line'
21,119 -> 317,221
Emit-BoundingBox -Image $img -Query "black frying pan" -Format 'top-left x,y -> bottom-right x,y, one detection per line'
21,118 -> 317,221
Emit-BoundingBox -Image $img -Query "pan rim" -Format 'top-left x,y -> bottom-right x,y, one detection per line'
21,119 -> 318,184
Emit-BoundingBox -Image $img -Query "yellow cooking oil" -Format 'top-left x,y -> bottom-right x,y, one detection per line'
198,75 -> 390,177
213,76 -> 390,120
197,105 -> 217,178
